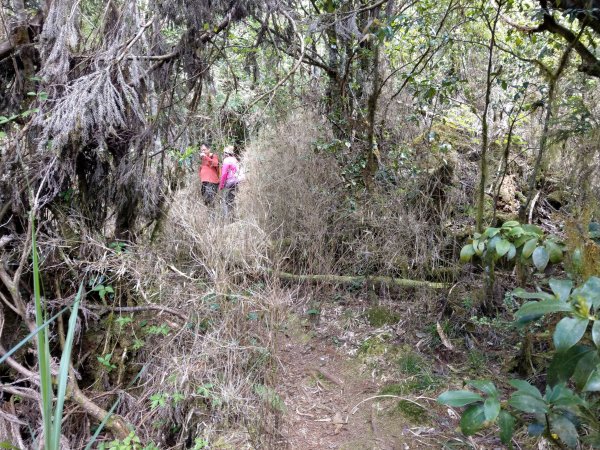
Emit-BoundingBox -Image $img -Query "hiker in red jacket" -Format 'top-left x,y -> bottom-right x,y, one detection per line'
198,143 -> 219,206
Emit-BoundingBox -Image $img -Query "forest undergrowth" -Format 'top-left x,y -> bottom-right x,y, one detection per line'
3,0 -> 600,445
2,106 -> 600,449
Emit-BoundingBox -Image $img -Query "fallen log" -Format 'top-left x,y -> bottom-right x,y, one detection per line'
268,270 -> 448,289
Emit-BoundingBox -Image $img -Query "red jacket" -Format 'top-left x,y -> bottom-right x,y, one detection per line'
199,153 -> 219,184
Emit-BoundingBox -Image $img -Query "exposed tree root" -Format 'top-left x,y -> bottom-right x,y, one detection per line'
68,384 -> 130,440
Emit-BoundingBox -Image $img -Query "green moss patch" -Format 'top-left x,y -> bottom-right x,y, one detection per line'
366,306 -> 400,327
394,400 -> 428,423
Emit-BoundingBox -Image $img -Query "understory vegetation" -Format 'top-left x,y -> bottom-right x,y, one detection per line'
1,0 -> 600,448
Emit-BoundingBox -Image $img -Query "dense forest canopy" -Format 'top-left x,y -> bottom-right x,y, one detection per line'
1,0 -> 600,448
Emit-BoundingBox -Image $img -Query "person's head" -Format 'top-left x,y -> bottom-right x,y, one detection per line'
223,145 -> 235,157
200,143 -> 210,154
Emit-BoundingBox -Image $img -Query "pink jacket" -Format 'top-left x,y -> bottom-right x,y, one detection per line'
219,156 -> 239,190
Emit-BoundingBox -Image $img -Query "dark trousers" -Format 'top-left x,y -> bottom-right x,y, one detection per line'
223,184 -> 238,217
201,182 -> 218,206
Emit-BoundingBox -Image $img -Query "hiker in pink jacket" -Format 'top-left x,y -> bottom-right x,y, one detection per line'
219,145 -> 240,215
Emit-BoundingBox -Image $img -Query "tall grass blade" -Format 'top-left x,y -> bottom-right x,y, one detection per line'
51,282 -> 83,446
0,307 -> 68,365
31,216 -> 55,450
83,397 -> 120,450
84,364 -> 147,449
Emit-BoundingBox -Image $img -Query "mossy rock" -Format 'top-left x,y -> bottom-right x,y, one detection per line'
366,306 -> 400,327
393,400 -> 428,423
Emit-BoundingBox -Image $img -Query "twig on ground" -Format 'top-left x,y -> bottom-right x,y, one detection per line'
168,264 -> 196,281
311,368 -> 344,387
295,406 -> 315,418
436,321 -> 455,351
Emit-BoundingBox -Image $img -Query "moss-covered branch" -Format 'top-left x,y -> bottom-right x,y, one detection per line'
269,270 -> 448,289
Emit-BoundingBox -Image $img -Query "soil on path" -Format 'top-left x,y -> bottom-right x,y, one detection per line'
276,315 -> 441,450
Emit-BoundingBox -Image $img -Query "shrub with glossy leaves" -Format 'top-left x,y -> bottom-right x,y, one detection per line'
438,276 -> 600,448
460,220 -> 564,271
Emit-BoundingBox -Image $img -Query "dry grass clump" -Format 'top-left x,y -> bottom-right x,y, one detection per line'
64,226 -> 285,448
0,194 -> 283,448
159,181 -> 270,285
237,111 -> 459,280
237,111 -> 343,275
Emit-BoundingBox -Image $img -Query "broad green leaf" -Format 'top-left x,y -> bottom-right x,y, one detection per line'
512,288 -> 555,300
549,279 -> 572,302
548,345 -> 594,387
546,385 -> 584,408
488,235 -> 501,252
467,380 -> 498,397
460,403 -> 486,436
507,244 -> 517,260
514,234 -> 530,248
545,241 -> 563,264
507,226 -> 524,238
522,238 -> 538,258
549,414 -> 578,448
508,393 -> 548,414
502,220 -> 520,228
437,390 -> 483,407
483,397 -> 500,421
515,299 -> 573,322
508,379 -> 542,398
593,321 -> 600,347
522,224 -> 543,235
498,411 -> 515,445
532,246 -> 550,271
528,422 -> 546,436
496,239 -> 511,257
553,317 -> 589,352
460,244 -> 476,262
583,367 -> 600,392
483,227 -> 500,238
572,277 -> 600,309
545,383 -> 571,404
573,350 -> 600,390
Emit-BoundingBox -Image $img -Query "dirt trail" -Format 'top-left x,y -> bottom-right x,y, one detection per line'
276,314 -> 440,449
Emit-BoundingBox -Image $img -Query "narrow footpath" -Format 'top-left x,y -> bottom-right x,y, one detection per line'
275,309 -> 445,449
